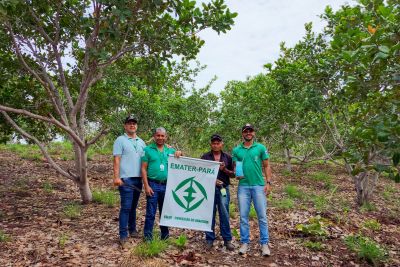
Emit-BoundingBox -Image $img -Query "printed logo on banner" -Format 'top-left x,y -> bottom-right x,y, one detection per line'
172,176 -> 208,213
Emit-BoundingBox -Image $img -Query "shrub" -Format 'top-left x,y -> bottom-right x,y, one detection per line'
344,235 -> 387,266
172,234 -> 187,250
296,215 -> 330,238
58,232 -> 69,248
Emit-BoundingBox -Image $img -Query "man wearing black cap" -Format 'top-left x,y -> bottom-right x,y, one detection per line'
201,134 -> 235,251
233,123 -> 272,256
113,115 -> 146,248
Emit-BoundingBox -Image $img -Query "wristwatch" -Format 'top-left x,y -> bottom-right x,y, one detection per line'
266,181 -> 272,185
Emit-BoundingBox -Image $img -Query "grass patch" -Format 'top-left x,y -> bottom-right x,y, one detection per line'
249,204 -> 257,219
229,202 -> 237,219
284,184 -> 303,199
58,232 -> 69,248
63,202 -> 82,219
303,240 -> 324,251
171,234 -> 187,250
362,219 -> 381,231
0,230 -> 10,242
344,235 -> 387,266
360,202 -> 376,213
133,235 -> 168,258
92,188 -> 118,207
382,185 -> 396,201
311,194 -> 328,212
42,181 -> 54,193
232,228 -> 240,240
310,171 -> 333,189
281,169 -> 292,177
273,198 -> 294,210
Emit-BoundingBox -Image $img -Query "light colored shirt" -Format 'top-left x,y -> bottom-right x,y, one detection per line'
113,133 -> 146,178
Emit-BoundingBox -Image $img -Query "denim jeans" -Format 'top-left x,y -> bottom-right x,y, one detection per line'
205,186 -> 232,243
143,181 -> 169,240
118,177 -> 142,240
238,185 -> 269,245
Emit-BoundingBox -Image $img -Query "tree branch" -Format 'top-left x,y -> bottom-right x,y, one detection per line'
86,128 -> 110,147
0,111 -> 78,181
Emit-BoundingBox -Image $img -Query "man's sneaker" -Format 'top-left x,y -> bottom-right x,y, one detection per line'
205,241 -> 213,250
224,240 -> 234,251
129,231 -> 140,239
239,243 -> 248,255
261,244 -> 271,256
119,238 -> 129,249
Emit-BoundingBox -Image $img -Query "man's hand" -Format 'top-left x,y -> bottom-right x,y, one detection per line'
145,185 -> 154,197
174,151 -> 183,158
113,178 -> 123,186
219,162 -> 226,171
216,179 -> 224,186
264,183 -> 272,195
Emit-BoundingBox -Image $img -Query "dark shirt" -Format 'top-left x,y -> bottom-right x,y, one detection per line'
201,151 -> 233,186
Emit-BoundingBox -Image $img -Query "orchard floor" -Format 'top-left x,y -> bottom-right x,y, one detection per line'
0,148 -> 399,267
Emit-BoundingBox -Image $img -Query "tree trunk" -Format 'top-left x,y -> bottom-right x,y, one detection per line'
72,139 -> 92,204
354,170 -> 378,206
284,147 -> 292,172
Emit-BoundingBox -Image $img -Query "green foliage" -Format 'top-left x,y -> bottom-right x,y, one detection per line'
0,230 -> 10,242
382,185 -> 396,201
171,234 -> 187,250
296,216 -> 330,238
303,240 -> 324,251
360,202 -> 377,213
58,232 -> 69,248
249,204 -> 257,219
362,219 -> 381,231
229,202 -> 237,219
133,235 -> 168,258
232,228 -> 240,240
344,235 -> 387,266
273,198 -> 295,210
92,189 -> 118,208
284,184 -> 303,199
42,181 -> 54,194
312,195 -> 328,212
311,172 -> 333,189
63,203 -> 82,219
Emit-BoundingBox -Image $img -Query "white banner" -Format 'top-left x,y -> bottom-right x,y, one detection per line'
160,156 -> 219,231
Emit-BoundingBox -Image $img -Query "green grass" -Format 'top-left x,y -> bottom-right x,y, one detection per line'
272,198 -> 294,210
133,234 -> 168,258
281,169 -> 292,177
344,235 -> 387,266
92,189 -> 118,207
360,202 -> 377,213
284,184 -> 303,199
42,181 -> 54,193
63,203 -> 82,219
310,171 -> 333,189
232,228 -> 240,240
229,202 -> 237,219
58,232 -> 69,248
249,204 -> 257,219
362,219 -> 381,231
303,240 -> 324,251
0,230 -> 10,242
171,234 -> 187,250
312,194 -> 328,212
382,185 -> 396,201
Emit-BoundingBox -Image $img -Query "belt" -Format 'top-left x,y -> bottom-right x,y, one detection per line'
148,178 -> 167,185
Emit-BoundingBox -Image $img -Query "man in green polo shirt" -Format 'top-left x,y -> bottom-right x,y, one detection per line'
232,123 -> 272,256
141,127 -> 182,240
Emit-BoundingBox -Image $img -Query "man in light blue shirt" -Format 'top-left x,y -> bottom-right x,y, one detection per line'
113,115 -> 146,248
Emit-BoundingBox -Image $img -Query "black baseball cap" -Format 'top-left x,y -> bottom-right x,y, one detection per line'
124,114 -> 138,124
242,123 -> 255,132
210,134 -> 223,142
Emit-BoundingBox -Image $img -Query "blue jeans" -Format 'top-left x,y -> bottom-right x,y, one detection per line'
143,181 -> 169,240
238,185 -> 269,245
205,186 -> 232,243
118,177 -> 142,240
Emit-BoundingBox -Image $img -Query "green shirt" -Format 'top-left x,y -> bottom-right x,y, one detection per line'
232,142 -> 269,186
141,142 -> 176,181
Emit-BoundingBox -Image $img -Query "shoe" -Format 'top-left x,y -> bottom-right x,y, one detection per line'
239,243 -> 248,255
129,231 -> 140,239
206,241 -> 213,250
119,238 -> 129,249
261,244 -> 271,256
224,240 -> 234,251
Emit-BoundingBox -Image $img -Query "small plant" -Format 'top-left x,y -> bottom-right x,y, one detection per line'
63,203 -> 82,219
92,189 -> 118,207
382,185 -> 396,201
344,235 -> 387,266
249,204 -> 257,219
273,198 -> 294,210
284,184 -> 303,199
172,234 -> 187,250
312,195 -> 328,212
58,232 -> 69,248
303,240 -> 324,251
360,202 -> 376,213
0,230 -> 10,242
296,215 -> 330,238
133,235 -> 168,258
362,219 -> 381,231
229,202 -> 237,219
232,228 -> 240,240
42,181 -> 54,193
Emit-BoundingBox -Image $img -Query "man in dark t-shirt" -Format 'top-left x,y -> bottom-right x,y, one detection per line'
201,134 -> 235,251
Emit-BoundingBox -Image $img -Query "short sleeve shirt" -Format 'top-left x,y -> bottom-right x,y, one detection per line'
113,134 -> 146,178
141,142 -> 176,181
232,142 -> 269,186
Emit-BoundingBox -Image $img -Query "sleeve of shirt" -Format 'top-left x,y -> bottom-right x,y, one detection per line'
260,145 -> 270,160
113,137 -> 123,156
141,148 -> 149,162
201,153 -> 207,160
232,148 -> 238,162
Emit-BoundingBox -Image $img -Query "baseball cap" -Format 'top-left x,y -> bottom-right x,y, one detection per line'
242,123 -> 255,132
210,134 -> 223,142
124,114 -> 138,124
